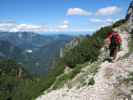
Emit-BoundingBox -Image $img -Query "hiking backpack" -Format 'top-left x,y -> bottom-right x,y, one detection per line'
111,34 -> 117,46
110,32 -> 122,48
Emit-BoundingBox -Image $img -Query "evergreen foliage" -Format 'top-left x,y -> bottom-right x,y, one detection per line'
112,19 -> 126,28
62,26 -> 112,68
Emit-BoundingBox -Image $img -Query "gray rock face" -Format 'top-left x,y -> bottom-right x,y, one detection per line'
126,0 -> 133,24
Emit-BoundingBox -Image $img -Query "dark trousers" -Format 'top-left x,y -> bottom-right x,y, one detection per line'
110,46 -> 118,60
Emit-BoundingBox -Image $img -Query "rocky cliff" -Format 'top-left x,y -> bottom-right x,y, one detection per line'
126,0 -> 133,24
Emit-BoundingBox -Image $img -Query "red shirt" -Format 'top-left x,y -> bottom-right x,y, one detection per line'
107,32 -> 122,45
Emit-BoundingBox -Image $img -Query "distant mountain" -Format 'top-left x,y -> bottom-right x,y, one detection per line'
0,32 -> 72,50
0,32 -> 74,75
0,40 -> 23,59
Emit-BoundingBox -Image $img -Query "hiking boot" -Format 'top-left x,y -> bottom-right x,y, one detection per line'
108,57 -> 113,63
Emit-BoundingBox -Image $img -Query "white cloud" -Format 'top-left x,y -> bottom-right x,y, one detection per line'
89,18 -> 114,23
0,22 -> 49,32
0,18 -> 116,33
89,18 -> 121,32
70,28 -> 95,32
0,20 -> 71,32
96,6 -> 121,16
58,24 -> 69,29
67,8 -> 92,16
0,23 -> 17,32
15,24 -> 48,32
63,20 -> 69,25
89,18 -> 103,23
57,20 -> 70,32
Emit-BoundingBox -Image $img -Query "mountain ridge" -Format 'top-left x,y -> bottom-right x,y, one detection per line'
0,31 -> 74,75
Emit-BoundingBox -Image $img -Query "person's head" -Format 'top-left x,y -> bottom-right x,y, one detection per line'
113,28 -> 118,33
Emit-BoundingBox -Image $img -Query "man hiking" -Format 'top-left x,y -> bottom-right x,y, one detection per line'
106,29 -> 122,62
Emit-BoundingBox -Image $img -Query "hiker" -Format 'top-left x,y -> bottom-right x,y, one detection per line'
106,29 -> 122,62
103,38 -> 110,60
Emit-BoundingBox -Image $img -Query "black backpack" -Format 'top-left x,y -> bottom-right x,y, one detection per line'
110,34 -> 117,48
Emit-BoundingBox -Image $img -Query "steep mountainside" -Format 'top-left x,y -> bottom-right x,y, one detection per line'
36,26 -> 132,100
0,32 -> 73,50
0,32 -> 74,75
36,1 -> 133,100
0,40 -> 23,59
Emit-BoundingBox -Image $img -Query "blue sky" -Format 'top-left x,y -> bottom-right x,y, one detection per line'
0,0 -> 131,34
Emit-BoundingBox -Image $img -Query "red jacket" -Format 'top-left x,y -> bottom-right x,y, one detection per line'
107,32 -> 122,45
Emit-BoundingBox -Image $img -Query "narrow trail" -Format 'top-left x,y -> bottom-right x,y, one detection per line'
36,32 -> 133,100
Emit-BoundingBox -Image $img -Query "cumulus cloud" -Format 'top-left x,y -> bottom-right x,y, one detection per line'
89,18 -> 121,32
15,24 -> 48,32
0,21 -> 49,32
89,18 -> 114,23
0,22 -> 17,32
67,8 -> 92,16
96,6 -> 121,16
89,18 -> 103,23
63,20 -> 69,25
57,20 -> 70,32
0,20 -> 71,32
71,28 -> 95,32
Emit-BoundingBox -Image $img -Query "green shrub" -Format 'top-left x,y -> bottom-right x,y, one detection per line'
52,64 -> 82,89
62,26 -> 112,68
0,59 -> 65,100
88,78 -> 95,85
124,72 -> 133,83
112,19 -> 126,28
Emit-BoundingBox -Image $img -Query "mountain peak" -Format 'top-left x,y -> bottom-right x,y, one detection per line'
126,0 -> 133,24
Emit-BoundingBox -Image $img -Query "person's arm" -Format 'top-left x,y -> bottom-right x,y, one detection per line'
108,34 -> 112,44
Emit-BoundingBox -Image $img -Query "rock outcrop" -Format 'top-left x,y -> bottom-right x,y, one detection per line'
126,0 -> 133,24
